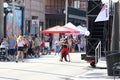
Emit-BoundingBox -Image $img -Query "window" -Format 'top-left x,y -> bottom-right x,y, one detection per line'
80,2 -> 87,10
74,0 -> 80,9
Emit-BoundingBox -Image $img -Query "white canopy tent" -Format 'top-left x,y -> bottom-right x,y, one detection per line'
77,25 -> 90,36
65,22 -> 80,31
65,22 -> 90,36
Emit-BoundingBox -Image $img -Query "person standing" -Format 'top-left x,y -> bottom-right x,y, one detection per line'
34,34 -> 41,57
59,36 -> 71,62
0,38 -> 9,49
23,35 -> 28,58
16,35 -> 25,63
54,39 -> 60,55
67,36 -> 72,52
81,36 -> 86,51
0,38 -> 9,61
77,39 -> 81,52
7,36 -> 17,61
27,36 -> 35,57
49,34 -> 53,50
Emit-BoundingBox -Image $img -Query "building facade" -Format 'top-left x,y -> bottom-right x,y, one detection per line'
45,0 -> 87,28
24,0 -> 45,36
3,0 -> 45,37
2,0 -> 86,38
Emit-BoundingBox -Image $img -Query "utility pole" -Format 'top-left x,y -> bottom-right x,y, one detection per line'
0,0 -> 4,39
65,0 -> 68,25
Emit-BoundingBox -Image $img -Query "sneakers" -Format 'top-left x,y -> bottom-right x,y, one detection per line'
16,61 -> 24,63
59,60 -> 63,62
59,59 -> 71,62
68,60 -> 71,62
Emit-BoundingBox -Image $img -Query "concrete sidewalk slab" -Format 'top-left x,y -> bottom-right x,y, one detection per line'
71,69 -> 115,80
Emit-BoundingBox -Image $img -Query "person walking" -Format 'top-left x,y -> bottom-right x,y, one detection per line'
16,35 -> 25,63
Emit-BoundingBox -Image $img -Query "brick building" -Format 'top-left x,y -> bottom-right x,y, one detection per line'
2,0 -> 87,37
24,0 -> 45,36
3,0 -> 45,37
45,0 -> 87,28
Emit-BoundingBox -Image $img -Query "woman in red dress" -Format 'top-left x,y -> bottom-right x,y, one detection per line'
59,37 -> 70,62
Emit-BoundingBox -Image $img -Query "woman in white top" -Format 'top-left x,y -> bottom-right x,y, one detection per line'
16,35 -> 25,63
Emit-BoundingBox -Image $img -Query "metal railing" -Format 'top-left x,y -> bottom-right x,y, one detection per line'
95,41 -> 101,64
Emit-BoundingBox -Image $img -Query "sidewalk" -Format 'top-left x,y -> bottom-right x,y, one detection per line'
70,54 -> 116,80
71,68 -> 115,80
0,52 -> 118,80
42,52 -> 118,80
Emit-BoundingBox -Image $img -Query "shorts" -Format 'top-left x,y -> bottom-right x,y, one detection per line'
8,49 -> 16,55
18,47 -> 24,51
35,46 -> 40,51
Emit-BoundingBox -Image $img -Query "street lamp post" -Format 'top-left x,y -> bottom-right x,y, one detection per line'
3,2 -> 8,38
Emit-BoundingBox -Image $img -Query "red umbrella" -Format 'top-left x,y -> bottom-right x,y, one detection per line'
41,25 -> 80,34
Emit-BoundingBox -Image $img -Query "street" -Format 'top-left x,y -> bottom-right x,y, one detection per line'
0,52 -> 115,80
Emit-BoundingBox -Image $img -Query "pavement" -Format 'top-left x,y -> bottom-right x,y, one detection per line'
71,54 -> 120,80
0,52 -> 118,80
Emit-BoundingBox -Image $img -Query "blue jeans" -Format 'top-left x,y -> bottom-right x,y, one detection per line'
55,45 -> 60,54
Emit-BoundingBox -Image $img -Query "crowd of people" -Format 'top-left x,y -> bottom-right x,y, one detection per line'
0,34 -> 86,63
54,34 -> 86,62
0,34 -> 42,62
54,35 -> 86,53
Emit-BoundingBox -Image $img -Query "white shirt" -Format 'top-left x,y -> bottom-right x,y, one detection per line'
17,40 -> 25,47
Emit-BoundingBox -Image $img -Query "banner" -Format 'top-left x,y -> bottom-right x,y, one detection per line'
95,3 -> 109,22
6,9 -> 22,36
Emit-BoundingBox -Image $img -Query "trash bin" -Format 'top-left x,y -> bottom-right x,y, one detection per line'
106,51 -> 120,76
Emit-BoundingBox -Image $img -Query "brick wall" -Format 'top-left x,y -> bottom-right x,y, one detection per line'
24,0 -> 45,22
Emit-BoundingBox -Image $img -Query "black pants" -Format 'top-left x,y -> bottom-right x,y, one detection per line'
28,48 -> 35,56
61,52 -> 68,61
